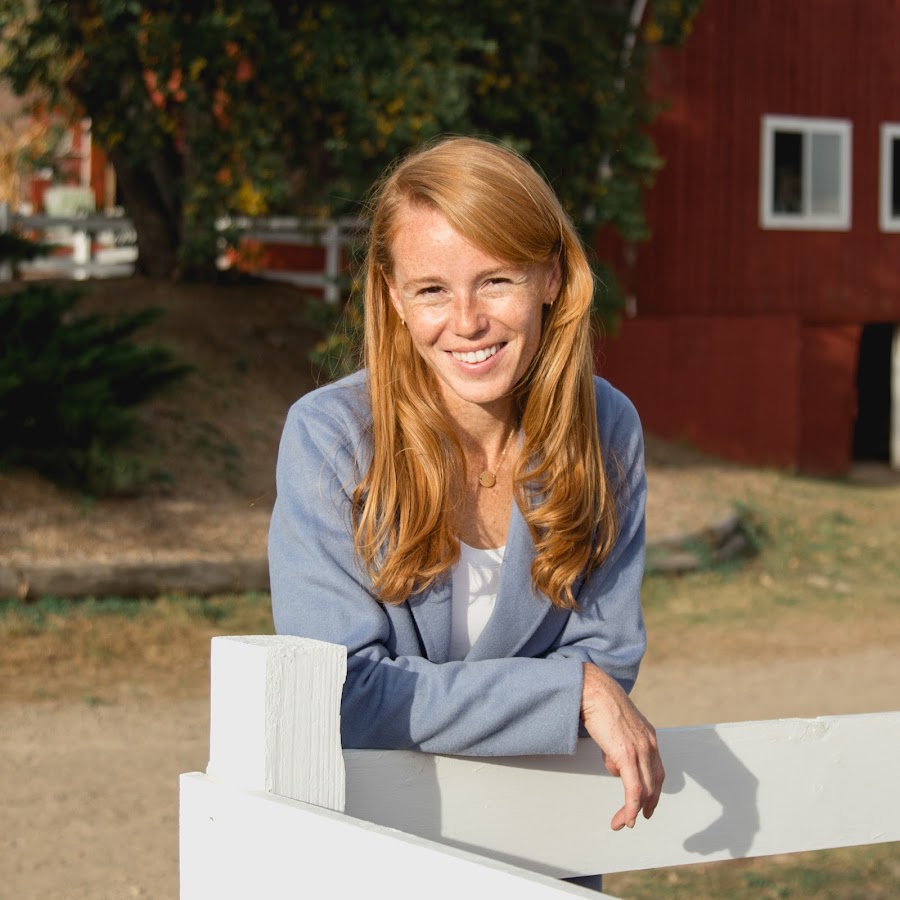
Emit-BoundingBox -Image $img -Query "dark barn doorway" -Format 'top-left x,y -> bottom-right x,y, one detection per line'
853,323 -> 895,462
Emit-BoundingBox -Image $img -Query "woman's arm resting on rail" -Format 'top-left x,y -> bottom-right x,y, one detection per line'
545,382 -> 664,827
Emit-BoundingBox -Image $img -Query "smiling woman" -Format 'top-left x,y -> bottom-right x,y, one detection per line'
269,137 -> 663,885
387,203 -> 559,425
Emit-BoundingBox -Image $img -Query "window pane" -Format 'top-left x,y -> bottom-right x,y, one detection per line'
773,131 -> 803,213
892,137 -> 900,218
809,132 -> 842,215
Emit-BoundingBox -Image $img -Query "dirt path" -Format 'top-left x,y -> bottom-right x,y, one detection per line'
3,641 -> 899,900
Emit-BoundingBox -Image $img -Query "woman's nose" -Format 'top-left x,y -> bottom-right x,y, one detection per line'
450,293 -> 484,336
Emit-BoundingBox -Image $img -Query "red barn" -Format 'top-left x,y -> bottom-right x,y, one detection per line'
598,0 -> 900,474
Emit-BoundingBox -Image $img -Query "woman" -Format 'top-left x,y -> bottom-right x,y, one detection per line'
269,136 -> 664,838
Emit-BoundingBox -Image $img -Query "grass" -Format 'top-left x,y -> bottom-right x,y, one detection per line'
606,844 -> 900,899
0,591 -> 275,703
641,468 -> 900,662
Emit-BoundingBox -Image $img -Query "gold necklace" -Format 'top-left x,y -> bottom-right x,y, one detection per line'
478,426 -> 516,488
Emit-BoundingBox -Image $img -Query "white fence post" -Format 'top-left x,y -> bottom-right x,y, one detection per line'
205,634 -> 348,810
322,220 -> 340,304
72,228 -> 91,280
0,202 -> 12,282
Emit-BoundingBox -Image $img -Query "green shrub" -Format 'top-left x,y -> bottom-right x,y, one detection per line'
0,284 -> 190,493
0,230 -> 55,270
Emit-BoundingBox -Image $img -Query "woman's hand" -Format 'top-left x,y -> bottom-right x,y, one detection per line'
580,662 -> 665,831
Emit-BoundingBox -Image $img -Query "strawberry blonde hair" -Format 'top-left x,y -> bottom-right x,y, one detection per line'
353,136 -> 617,609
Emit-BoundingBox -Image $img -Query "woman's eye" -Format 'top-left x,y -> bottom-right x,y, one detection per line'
419,285 -> 443,295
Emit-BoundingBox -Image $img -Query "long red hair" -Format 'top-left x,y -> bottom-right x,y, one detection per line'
353,136 -> 617,609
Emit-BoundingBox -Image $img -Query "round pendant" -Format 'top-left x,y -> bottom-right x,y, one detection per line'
478,470 -> 497,488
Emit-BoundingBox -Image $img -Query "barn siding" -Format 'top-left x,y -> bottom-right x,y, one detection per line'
598,316 -> 802,467
598,0 -> 899,473
630,0 -> 900,323
798,324 -> 862,474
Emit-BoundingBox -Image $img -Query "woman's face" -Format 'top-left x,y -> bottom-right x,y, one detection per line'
387,203 -> 560,420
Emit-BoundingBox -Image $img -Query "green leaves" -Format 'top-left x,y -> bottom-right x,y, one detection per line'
0,0 -> 700,283
0,285 -> 190,493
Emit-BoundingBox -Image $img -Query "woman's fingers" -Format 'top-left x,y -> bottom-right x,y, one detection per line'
581,663 -> 665,830
637,723 -> 664,819
643,751 -> 665,819
610,763 -> 646,830
609,744 -> 661,830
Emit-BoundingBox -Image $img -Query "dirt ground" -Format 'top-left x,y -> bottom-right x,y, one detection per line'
2,278 -> 898,898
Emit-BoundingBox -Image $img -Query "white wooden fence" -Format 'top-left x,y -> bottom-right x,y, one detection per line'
179,635 -> 900,899
1,201 -> 361,299
220,214 -> 364,303
0,201 -> 138,281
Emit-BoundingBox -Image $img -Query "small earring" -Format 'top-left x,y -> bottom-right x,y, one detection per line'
401,319 -> 407,329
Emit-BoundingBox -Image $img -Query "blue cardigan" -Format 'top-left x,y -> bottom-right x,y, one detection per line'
269,370 -> 647,757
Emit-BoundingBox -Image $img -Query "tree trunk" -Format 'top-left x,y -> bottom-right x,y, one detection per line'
108,148 -> 181,279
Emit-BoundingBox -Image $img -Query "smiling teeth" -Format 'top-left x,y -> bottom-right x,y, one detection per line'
452,345 -> 500,364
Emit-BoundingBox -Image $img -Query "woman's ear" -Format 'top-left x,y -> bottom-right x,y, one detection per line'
544,260 -> 563,305
386,272 -> 405,321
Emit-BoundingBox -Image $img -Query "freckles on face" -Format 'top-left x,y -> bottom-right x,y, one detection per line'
385,204 -> 560,414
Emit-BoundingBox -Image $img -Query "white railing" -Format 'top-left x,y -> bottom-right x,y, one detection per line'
179,635 -> 900,899
218,214 -> 364,303
1,202 -> 364,299
1,201 -> 138,281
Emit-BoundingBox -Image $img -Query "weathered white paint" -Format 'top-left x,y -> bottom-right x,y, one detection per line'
180,773 -> 612,899
206,635 -> 347,810
344,713 -> 900,877
892,323 -> 900,469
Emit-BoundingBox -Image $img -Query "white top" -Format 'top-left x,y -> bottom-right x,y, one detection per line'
448,541 -> 505,661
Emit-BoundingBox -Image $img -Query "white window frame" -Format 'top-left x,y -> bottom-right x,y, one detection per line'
880,123 -> 900,232
760,115 -> 852,231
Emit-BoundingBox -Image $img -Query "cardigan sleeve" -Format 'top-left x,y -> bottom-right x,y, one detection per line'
269,388 -> 586,757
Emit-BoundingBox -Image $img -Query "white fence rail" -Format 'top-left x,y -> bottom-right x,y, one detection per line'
219,214 -> 364,303
1,202 -> 361,300
179,635 -> 900,899
0,202 -> 139,281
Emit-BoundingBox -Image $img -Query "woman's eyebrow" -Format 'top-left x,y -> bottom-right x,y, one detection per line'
402,275 -> 445,288
402,266 -> 525,289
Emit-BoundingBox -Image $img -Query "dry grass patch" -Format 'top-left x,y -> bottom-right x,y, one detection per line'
642,464 -> 900,662
0,593 -> 275,703
606,843 -> 900,899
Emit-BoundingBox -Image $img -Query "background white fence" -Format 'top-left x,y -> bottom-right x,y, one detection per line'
2,207 -> 139,282
179,635 -> 900,899
0,202 -> 362,299
221,214 -> 364,303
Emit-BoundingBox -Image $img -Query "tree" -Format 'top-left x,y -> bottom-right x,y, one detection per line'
0,0 -> 699,280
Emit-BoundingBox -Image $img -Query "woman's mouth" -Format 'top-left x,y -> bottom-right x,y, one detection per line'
450,343 -> 503,364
